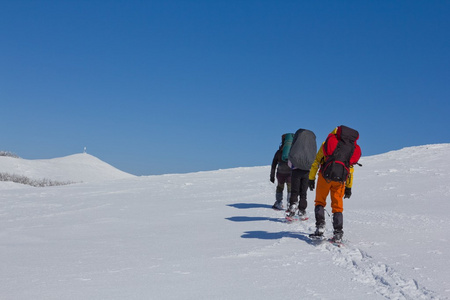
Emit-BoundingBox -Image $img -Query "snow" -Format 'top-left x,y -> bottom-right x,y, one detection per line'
1,144 -> 449,299
0,153 -> 135,183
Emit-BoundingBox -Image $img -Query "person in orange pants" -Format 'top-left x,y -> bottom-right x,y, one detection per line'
308,128 -> 354,241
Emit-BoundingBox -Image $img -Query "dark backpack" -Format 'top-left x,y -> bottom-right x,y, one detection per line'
288,129 -> 317,170
321,125 -> 361,182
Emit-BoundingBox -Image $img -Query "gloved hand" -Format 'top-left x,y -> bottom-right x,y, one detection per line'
270,175 -> 275,183
308,180 -> 315,191
344,187 -> 352,199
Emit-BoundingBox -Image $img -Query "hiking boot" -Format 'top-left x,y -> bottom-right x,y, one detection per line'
331,230 -> 343,242
309,225 -> 325,238
298,209 -> 306,217
313,224 -> 326,236
272,201 -> 283,210
285,204 -> 298,218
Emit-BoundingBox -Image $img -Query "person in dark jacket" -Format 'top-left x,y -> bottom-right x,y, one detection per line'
270,136 -> 292,210
284,129 -> 317,220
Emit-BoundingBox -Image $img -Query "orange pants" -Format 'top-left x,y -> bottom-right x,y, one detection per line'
314,173 -> 345,213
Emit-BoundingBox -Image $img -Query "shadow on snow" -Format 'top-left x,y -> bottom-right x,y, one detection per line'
227,203 -> 273,209
226,216 -> 284,223
226,202 -> 317,246
240,230 -> 316,245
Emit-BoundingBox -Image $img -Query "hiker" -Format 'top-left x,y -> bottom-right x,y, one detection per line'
270,134 -> 292,210
308,125 -> 361,242
285,129 -> 317,220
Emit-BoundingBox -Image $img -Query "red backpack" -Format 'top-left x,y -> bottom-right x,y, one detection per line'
321,125 -> 361,182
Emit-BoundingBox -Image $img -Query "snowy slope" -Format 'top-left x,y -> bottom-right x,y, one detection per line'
0,153 -> 135,183
0,144 -> 449,299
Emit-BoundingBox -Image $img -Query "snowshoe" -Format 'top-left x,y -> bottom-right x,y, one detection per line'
285,215 -> 309,223
308,231 -> 324,239
308,233 -> 323,239
328,238 -> 344,247
330,231 -> 343,243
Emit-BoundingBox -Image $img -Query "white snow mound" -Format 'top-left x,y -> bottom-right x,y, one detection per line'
0,153 -> 135,183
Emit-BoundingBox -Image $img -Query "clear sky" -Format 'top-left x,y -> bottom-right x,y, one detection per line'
1,0 -> 449,175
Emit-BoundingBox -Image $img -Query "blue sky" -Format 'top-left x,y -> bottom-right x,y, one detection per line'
1,1 -> 449,175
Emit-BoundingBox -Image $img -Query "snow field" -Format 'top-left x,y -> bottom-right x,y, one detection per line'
1,144 -> 449,299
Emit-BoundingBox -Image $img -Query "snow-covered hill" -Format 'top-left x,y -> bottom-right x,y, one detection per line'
0,153 -> 135,184
0,144 -> 449,299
